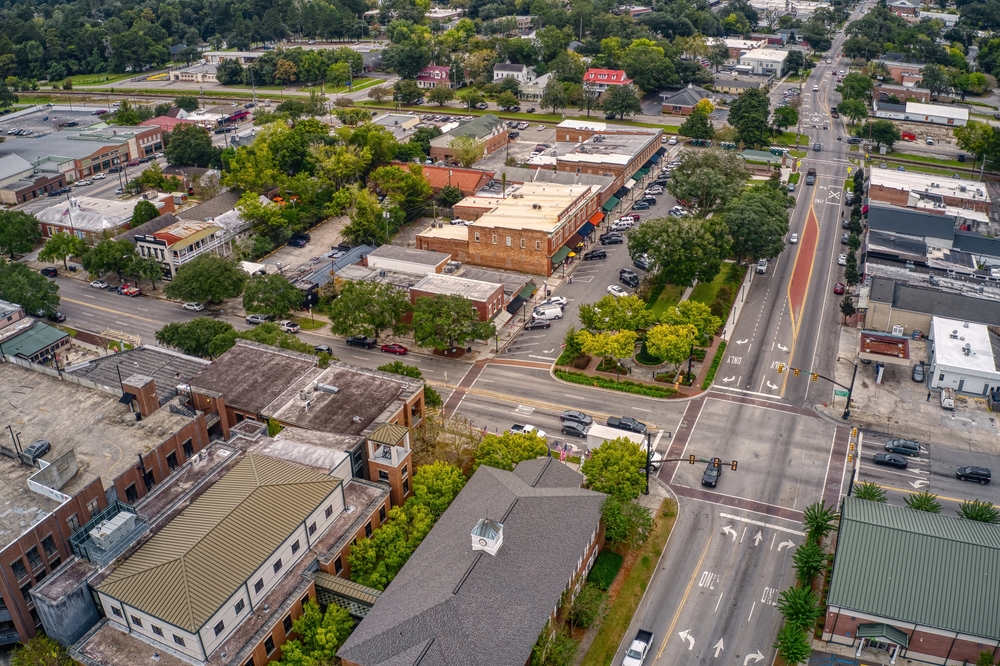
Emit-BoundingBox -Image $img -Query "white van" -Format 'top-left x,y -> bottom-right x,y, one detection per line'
756,259 -> 768,274
532,306 -> 564,321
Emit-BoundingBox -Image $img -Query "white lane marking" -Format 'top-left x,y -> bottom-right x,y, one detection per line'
719,512 -> 806,535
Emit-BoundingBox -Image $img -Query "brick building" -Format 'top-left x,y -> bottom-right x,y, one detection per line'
867,170 -> 989,213
0,154 -> 65,205
409,273 -> 505,321
428,114 -> 508,164
548,122 -> 662,196
659,84 -> 714,115
877,54 -> 926,85
824,496 -> 1000,665
583,68 -> 633,93
403,163 -> 493,197
416,182 -> 604,276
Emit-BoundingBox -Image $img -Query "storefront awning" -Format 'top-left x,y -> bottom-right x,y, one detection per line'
579,221 -> 596,236
506,295 -> 526,314
518,283 -> 536,299
623,179 -> 636,190
588,211 -> 604,225
656,146 -> 667,156
642,159 -> 654,169
551,245 -> 572,265
602,196 -> 620,212
566,233 -> 583,250
857,624 -> 909,649
632,168 -> 650,180
649,153 -> 662,164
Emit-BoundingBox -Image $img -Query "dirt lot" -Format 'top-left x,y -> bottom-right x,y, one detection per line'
260,214 -> 350,279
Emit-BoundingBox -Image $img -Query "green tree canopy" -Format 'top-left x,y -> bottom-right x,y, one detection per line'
427,86 -> 455,106
728,87 -> 770,148
666,149 -> 749,214
242,273 -> 302,319
163,254 -> 246,304
448,135 -> 486,168
277,601 -> 354,666
155,318 -> 237,358
0,210 -> 42,260
724,185 -> 792,265
412,294 -> 496,350
679,108 -> 715,140
581,437 -> 648,500
905,490 -> 942,513
644,323 -> 698,370
474,431 -> 548,472
772,106 -> 798,131
601,496 -> 654,549
601,83 -> 643,119
80,238 -> 137,277
540,76 -> 569,114
165,123 -> 221,168
627,216 -> 731,287
578,294 -> 658,332
659,300 -> 723,337
854,119 -> 901,149
411,461 -> 467,519
38,232 -> 87,270
0,259 -> 60,316
958,499 -> 1000,524
839,72 -> 874,101
11,633 -> 73,666
328,280 -> 412,339
173,96 -> 199,112
348,502 -> 435,590
837,98 -> 868,125
130,199 -> 159,228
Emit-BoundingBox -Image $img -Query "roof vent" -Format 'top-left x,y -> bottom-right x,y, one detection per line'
950,330 -> 959,339
964,321 -> 970,328
352,415 -> 362,423
152,653 -> 160,661
471,518 -> 503,556
315,383 -> 339,394
964,343 -> 972,355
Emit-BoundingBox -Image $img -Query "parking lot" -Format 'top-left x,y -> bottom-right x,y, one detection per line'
476,125 -> 557,170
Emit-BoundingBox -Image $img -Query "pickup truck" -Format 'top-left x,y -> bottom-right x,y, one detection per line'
623,629 -> 653,666
607,416 -> 648,434
940,387 -> 955,410
509,424 -> 547,439
346,335 -> 377,348
805,167 -> 817,185
830,106 -> 839,118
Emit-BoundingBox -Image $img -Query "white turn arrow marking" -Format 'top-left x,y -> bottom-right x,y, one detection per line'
736,338 -> 749,345
777,343 -> 788,351
777,539 -> 795,552
721,376 -> 736,383
744,650 -> 765,665
752,530 -> 763,546
910,480 -> 929,489
713,638 -> 725,657
766,381 -> 778,390
678,630 -> 696,650
721,525 -> 737,541
544,348 -> 555,353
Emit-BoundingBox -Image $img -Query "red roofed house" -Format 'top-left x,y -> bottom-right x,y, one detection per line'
416,65 -> 455,90
583,68 -> 633,94
398,163 -> 494,197
140,116 -> 196,133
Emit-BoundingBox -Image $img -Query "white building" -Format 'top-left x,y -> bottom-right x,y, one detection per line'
928,317 -> 1000,396
873,100 -> 969,126
738,48 -> 790,76
493,63 -> 534,83
519,72 -> 554,100
918,10 -> 959,25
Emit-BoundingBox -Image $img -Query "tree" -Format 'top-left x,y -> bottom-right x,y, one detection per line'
394,79 -> 423,104
457,89 -> 484,110
0,210 -> 42,259
328,280 -> 412,338
155,318 -> 236,358
474,431 -> 548,471
728,88 -> 770,148
840,295 -> 856,322
645,323 -> 698,371
601,83 -> 642,120
660,300 -> 723,338
708,42 -> 730,72
216,59 -> 244,85
622,44 -> 678,93
837,98 -> 868,125
112,100 -> 141,126
839,72 -> 873,101
785,50 -> 806,74
435,133 -> 479,167
370,164 -> 433,220
327,61 -> 352,88
378,361 -> 442,408
581,437 -> 648,500
773,623 -> 812,665
411,461 -> 466,519
567,584 -> 607,630
278,601 -> 354,666
0,260 -> 60,316
164,254 -> 246,304
438,185 -> 463,207
348,503 -> 434,591
920,63 -> 951,97
954,120 -> 995,164
601,496 -> 654,549
958,499 -> 1000,523
165,123 -> 220,168
724,185 -> 791,264
343,188 -> 395,246
174,96 -> 199,112
772,106 -> 798,132
130,200 -> 159,228
38,232 -> 86,270
853,481 -> 887,502
855,120 -> 901,149
368,84 -> 393,102
905,491 -> 942,513
777,586 -> 822,631
129,254 -> 166,291
667,149 -> 749,214
409,127 -> 443,157
679,109 -> 715,140
540,77 -> 568,114
80,238 -> 137,278
578,294 -> 658,332
628,216 -> 731,287
11,633 -> 73,666
978,652 -> 995,666
427,86 -> 455,106
242,273 -> 302,319
412,294 -> 496,350
578,329 -> 638,380
792,540 -> 825,586
803,501 -> 838,545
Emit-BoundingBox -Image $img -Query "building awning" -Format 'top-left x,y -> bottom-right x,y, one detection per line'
623,179 -> 636,190
632,168 -> 650,180
588,211 -> 604,225
506,295 -> 526,314
518,283 -> 537,299
649,153 -> 662,164
551,245 -> 572,265
579,221 -> 596,236
566,233 -> 583,250
857,624 -> 909,648
602,196 -> 620,212
614,186 -> 629,199
642,159 -> 654,169
656,146 -> 667,156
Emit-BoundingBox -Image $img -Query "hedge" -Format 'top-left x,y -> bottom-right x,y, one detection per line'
701,341 -> 727,390
588,551 -> 624,590
555,370 -> 677,398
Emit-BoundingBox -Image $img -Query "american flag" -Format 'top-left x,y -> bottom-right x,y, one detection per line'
62,208 -> 69,216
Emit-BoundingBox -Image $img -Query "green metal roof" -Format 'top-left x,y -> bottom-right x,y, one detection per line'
1,321 -> 68,357
518,283 -> 537,299
829,496 -> 1000,640
601,196 -> 620,212
857,623 -> 909,648
551,246 -> 572,265
741,149 -> 782,163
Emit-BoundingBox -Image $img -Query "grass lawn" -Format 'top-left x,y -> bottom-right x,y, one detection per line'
887,151 -> 968,169
771,132 -> 810,147
876,162 -> 967,178
647,283 -> 685,318
789,149 -> 807,158
789,172 -> 800,184
291,316 -> 326,331
301,78 -> 378,94
844,179 -> 854,192
70,72 -> 136,86
689,268 -> 729,306
580,499 -> 677,666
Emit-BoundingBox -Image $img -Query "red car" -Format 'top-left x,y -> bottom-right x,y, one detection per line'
833,283 -> 845,295
380,343 -> 408,355
121,286 -> 142,297
621,213 -> 641,223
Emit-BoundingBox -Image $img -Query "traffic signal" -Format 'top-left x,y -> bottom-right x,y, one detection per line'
851,428 -> 858,438
794,368 -> 800,377
812,373 -> 819,382
689,454 -> 696,465
777,363 -> 785,374
847,453 -> 854,463
713,457 -> 721,468
731,460 -> 738,471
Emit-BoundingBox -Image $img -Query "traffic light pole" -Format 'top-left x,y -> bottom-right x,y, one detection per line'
777,363 -> 859,419
842,362 -> 859,421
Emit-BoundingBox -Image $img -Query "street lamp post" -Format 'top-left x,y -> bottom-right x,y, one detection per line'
382,211 -> 390,243
843,362 -> 859,420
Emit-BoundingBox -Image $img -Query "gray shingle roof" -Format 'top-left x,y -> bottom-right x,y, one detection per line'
892,283 -> 1000,325
115,213 -> 179,244
0,154 -> 33,181
66,346 -> 209,404
338,459 -> 604,666
867,203 -> 955,242
177,189 -> 241,221
829,496 -> 1000,640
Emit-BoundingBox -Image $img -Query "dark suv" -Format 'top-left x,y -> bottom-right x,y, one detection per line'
702,460 -> 722,487
885,439 -> 920,457
346,335 -> 377,348
22,439 -> 50,461
583,249 -> 607,261
957,466 -> 992,485
620,269 -> 640,288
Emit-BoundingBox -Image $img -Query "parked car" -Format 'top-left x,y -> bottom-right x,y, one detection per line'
121,286 -> 141,297
608,285 -> 628,297
246,313 -> 272,325
838,254 -> 847,266
667,136 -> 678,145
912,364 -> 925,382
75,179 -> 92,187
92,172 -> 107,180
634,255 -> 651,271
277,320 -> 300,333
600,234 -> 624,246
833,282 -> 845,295
346,335 -> 377,348
40,267 -> 58,278
607,416 -> 647,433
22,439 -> 51,461
287,236 -> 308,248
561,421 -> 588,438
632,201 -> 650,210
561,410 -> 593,426
957,466 -> 992,484
523,319 -> 551,330
702,460 -> 722,487
583,249 -> 607,261
885,439 -> 920,456
788,183 -> 795,192
873,453 -> 908,469
314,345 -> 333,354
91,280 -> 109,289
756,259 -> 768,274
183,302 -> 205,311
47,311 -> 66,323
841,232 -> 850,244
380,343 -> 408,355
538,296 -> 567,308
509,423 -> 545,438
476,102 -> 489,110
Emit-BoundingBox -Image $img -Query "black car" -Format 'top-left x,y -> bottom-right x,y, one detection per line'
873,453 -> 908,469
40,267 -> 58,278
314,345 -> 333,354
702,460 -> 722,487
287,237 -> 307,248
526,107 -> 536,113
346,335 -> 377,348
561,421 -> 588,438
561,410 -> 593,426
607,416 -> 647,434
47,311 -> 66,323
621,273 -> 639,288
22,439 -> 50,461
583,249 -> 607,261
957,466 -> 992,484
524,319 -> 551,330
600,234 -> 623,246
885,439 -> 920,456
634,256 -> 650,271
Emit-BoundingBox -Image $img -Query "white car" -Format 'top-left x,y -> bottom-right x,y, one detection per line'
667,136 -> 678,145
539,296 -> 568,308
449,218 -> 468,225
90,280 -> 109,289
789,233 -> 799,244
277,320 -> 300,333
608,285 -> 628,298
838,254 -> 848,266
509,424 -> 546,439
645,186 -> 663,195
92,173 -> 107,180
153,152 -> 164,158
75,179 -> 92,187
813,85 -> 819,91
182,302 -> 204,311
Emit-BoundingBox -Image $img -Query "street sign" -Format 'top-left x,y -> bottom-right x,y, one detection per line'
847,167 -> 852,173
865,153 -> 870,159
834,389 -> 849,397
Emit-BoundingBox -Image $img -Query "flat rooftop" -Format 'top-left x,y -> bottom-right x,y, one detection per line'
931,316 -> 1000,373
0,363 -> 195,539
461,183 -> 599,233
869,169 -> 990,203
412,273 -> 502,301
67,346 -> 209,406
417,222 -> 470,240
740,48 -> 790,61
556,132 -> 658,167
367,244 -> 451,266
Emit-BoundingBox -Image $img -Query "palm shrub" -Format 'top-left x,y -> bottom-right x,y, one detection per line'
853,481 -> 887,502
803,501 -> 838,545
905,491 -> 941,513
773,623 -> 812,664
777,587 -> 822,631
958,499 -> 1000,524
792,541 -> 826,587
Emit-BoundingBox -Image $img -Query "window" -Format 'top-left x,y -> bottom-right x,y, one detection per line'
291,539 -> 300,555
535,240 -> 542,250
124,484 -> 138,503
48,557 -> 60,570
67,514 -> 81,532
245,659 -> 255,666
264,636 -> 275,655
475,232 -> 480,242
111,607 -> 123,618
308,522 -> 317,536
302,595 -> 310,609
254,578 -> 264,594
379,506 -> 386,523
939,373 -> 945,381
235,599 -> 245,614
283,614 -> 293,635
41,535 -> 57,557
520,239 -> 526,249
10,558 -> 27,580
214,620 -> 225,636
334,556 -> 343,574
152,625 -> 163,637
86,498 -> 100,516
402,465 -> 408,477
365,522 -> 373,538
33,569 -> 46,583
273,559 -> 283,574
166,452 -> 178,470
325,505 -> 334,519
26,547 -> 42,570
131,615 -> 143,628
403,479 -> 409,495
506,236 -> 511,247
183,439 -> 193,457
173,635 -> 186,647
492,234 -> 498,245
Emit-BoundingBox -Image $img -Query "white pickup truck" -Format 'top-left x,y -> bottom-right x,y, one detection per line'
509,424 -> 547,439
623,629 -> 653,665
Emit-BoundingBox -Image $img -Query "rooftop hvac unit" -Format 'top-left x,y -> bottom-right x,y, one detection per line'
964,343 -> 972,356
89,512 -> 137,551
892,325 -> 904,336
315,383 -> 340,395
